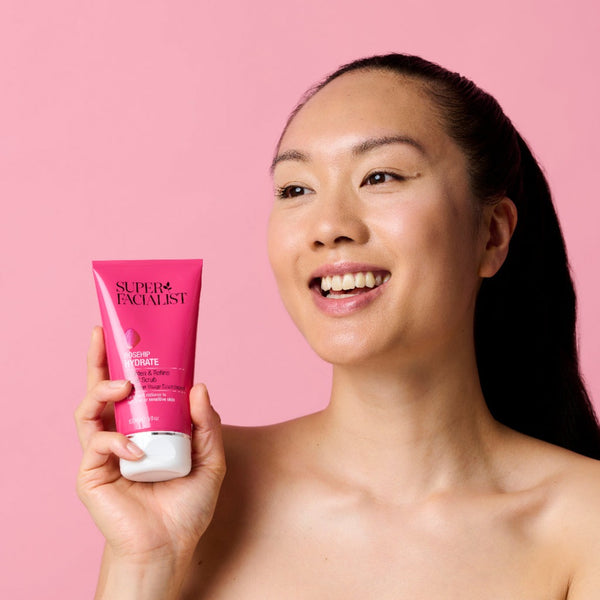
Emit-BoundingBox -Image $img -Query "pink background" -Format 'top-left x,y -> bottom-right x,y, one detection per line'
1,1 -> 598,597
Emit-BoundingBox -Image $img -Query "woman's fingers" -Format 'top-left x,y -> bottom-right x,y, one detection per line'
86,326 -> 109,392
76,327 -> 129,448
77,431 -> 143,493
189,384 -> 226,480
75,379 -> 132,448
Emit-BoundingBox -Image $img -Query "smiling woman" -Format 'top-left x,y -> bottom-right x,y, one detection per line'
76,54 -> 600,600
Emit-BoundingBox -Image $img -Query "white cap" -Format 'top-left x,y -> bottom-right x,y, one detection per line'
120,431 -> 192,482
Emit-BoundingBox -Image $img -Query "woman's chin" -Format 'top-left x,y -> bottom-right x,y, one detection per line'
307,333 -> 391,368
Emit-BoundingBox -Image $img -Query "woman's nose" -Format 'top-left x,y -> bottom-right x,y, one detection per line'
311,191 -> 369,249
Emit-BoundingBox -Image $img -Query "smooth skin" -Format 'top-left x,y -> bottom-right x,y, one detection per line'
76,70 -> 600,599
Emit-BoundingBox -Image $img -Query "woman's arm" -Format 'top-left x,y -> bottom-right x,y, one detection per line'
76,328 -> 227,598
95,545 -> 193,600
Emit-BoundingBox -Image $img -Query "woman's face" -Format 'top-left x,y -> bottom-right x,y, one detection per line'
268,70 -> 489,368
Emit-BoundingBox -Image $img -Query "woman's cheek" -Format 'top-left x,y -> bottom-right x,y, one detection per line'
267,212 -> 288,272
267,215 -> 300,298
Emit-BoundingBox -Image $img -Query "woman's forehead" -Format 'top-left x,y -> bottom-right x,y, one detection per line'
277,70 -> 453,166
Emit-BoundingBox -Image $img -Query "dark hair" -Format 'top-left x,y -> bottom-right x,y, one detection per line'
280,53 -> 600,459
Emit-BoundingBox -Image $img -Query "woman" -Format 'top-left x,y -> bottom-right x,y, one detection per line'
76,54 -> 600,598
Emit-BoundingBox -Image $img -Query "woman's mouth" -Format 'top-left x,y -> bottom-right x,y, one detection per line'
311,270 -> 391,298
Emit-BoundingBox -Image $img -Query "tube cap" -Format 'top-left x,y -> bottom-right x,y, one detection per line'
120,432 -> 192,482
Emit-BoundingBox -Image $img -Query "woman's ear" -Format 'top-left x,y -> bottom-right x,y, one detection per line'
478,197 -> 518,278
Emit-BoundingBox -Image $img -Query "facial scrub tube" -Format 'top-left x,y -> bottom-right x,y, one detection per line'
92,259 -> 203,482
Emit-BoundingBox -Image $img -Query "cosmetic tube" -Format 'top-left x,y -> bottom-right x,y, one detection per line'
92,259 -> 203,482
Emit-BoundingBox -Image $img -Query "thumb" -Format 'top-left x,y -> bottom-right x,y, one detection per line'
189,383 -> 226,479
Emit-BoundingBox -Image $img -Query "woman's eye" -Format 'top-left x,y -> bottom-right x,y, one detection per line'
276,185 -> 310,199
362,172 -> 402,186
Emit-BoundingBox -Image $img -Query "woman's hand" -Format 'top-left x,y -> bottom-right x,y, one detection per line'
75,327 -> 226,594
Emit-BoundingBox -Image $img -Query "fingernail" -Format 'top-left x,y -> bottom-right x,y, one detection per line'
108,379 -> 129,389
126,442 -> 144,458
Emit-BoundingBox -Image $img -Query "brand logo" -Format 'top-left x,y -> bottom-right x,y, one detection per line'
115,281 -> 188,306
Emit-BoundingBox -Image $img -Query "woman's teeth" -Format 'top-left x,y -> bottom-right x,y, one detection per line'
320,271 -> 390,295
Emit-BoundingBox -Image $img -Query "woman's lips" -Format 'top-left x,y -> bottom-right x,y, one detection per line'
310,280 -> 388,316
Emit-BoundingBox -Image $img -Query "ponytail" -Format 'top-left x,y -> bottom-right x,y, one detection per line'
475,134 -> 600,458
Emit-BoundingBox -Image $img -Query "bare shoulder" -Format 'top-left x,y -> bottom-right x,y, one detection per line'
510,431 -> 600,530
215,414 -> 322,503
549,448 -> 600,598
215,418 -> 302,503
220,413 -> 317,472
505,432 -> 600,598
221,419 -> 299,458
180,416 -> 317,598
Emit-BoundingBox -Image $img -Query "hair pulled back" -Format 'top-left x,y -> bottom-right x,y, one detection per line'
281,53 -> 600,459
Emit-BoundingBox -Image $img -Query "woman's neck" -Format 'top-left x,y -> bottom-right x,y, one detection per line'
313,341 -> 506,503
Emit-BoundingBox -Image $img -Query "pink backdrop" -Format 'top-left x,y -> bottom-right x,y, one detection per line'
1,1 -> 598,597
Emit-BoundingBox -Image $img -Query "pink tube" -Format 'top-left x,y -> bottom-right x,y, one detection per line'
92,259 -> 203,482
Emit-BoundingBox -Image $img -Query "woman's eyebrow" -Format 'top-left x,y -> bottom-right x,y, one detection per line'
270,135 -> 427,174
352,135 -> 427,157
270,149 -> 309,174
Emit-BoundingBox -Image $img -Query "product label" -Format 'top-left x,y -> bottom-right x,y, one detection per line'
123,358 -> 189,432
115,280 -> 188,306
114,329 -> 192,436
